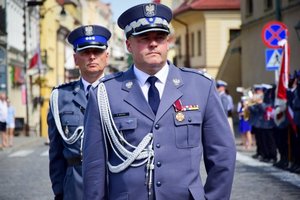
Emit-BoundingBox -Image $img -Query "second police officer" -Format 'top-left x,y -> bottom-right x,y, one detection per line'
47,25 -> 111,200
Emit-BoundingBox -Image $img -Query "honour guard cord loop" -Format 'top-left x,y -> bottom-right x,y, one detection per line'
97,83 -> 154,176
50,89 -> 84,154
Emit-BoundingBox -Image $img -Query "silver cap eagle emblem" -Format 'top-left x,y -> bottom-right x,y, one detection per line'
84,26 -> 94,36
144,4 -> 156,17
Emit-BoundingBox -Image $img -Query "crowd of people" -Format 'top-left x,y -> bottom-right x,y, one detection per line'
0,92 -> 16,150
234,70 -> 300,174
217,71 -> 300,175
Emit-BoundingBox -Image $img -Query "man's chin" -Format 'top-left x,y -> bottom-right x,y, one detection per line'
145,58 -> 164,66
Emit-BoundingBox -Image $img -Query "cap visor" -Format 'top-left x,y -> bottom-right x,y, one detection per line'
76,45 -> 107,52
131,28 -> 170,36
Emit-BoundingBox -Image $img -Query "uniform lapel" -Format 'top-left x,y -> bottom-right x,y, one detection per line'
73,80 -> 87,110
155,65 -> 183,122
122,67 -> 155,121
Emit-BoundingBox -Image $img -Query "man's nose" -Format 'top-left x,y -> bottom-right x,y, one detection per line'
88,52 -> 96,58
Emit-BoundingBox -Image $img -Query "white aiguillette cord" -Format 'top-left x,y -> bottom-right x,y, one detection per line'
50,89 -> 84,155
97,82 -> 154,189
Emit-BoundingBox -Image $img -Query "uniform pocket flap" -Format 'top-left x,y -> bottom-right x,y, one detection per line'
114,117 -> 137,131
60,113 -> 80,126
174,111 -> 202,126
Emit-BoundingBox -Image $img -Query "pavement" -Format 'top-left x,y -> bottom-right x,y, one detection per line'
0,134 -> 48,154
0,132 -> 256,156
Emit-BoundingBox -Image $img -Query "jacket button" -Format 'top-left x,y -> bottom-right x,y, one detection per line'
156,161 -> 161,167
188,118 -> 192,122
155,124 -> 160,129
156,181 -> 161,187
156,143 -> 160,148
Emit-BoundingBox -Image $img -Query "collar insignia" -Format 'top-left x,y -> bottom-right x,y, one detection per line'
172,78 -> 181,86
125,81 -> 133,89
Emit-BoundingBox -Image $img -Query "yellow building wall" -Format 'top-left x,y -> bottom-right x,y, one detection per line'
40,7 -> 59,137
39,1 -> 81,137
204,12 -> 241,77
172,10 -> 241,78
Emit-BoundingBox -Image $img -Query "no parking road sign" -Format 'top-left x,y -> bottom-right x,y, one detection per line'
262,21 -> 288,49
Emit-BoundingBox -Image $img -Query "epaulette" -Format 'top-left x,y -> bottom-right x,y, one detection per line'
179,67 -> 212,80
101,71 -> 123,82
55,80 -> 77,89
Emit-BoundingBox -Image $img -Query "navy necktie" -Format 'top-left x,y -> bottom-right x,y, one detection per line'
147,76 -> 160,115
86,85 -> 91,100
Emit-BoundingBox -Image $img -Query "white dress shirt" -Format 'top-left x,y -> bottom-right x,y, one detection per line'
133,63 -> 169,102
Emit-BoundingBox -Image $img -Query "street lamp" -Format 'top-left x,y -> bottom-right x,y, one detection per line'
295,20 -> 300,41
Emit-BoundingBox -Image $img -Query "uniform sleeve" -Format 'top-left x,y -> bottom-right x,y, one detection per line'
47,102 -> 67,197
220,94 -> 229,115
82,87 -> 107,200
202,80 -> 236,200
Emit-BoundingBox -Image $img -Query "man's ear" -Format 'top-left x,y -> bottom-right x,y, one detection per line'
126,39 -> 132,53
106,50 -> 109,58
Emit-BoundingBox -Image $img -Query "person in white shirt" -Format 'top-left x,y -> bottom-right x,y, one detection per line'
6,99 -> 16,147
0,92 -> 8,148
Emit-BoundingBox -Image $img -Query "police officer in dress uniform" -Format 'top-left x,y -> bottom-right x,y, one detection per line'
82,3 -> 236,200
249,84 -> 277,163
47,25 -> 111,200
290,70 -> 300,173
249,84 -> 264,159
216,80 -> 229,116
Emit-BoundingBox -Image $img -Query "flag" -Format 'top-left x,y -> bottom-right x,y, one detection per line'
274,39 -> 289,126
274,38 -> 297,133
29,45 -> 41,69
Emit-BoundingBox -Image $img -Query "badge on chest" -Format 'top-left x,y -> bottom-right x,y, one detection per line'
173,99 -> 199,122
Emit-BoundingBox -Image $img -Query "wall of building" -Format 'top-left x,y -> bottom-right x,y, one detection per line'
172,9 -> 241,78
240,0 -> 300,88
204,11 -> 241,77
6,0 -> 40,133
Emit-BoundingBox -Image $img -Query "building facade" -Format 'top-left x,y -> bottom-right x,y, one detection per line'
0,0 -> 7,94
240,0 -> 300,87
5,0 -> 40,134
171,0 -> 241,78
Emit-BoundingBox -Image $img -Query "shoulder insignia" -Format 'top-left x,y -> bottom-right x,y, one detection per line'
101,72 -> 123,82
179,67 -> 212,80
55,80 -> 77,89
198,70 -> 212,80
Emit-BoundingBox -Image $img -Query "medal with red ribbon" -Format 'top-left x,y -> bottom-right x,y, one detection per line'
173,100 -> 184,122
174,99 -> 183,112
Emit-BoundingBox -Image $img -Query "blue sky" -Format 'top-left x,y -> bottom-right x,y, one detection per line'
102,0 -> 151,22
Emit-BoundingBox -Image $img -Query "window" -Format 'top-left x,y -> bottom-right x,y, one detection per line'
264,0 -> 273,10
197,31 -> 201,56
191,32 -> 194,57
229,29 -> 240,41
246,0 -> 253,16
